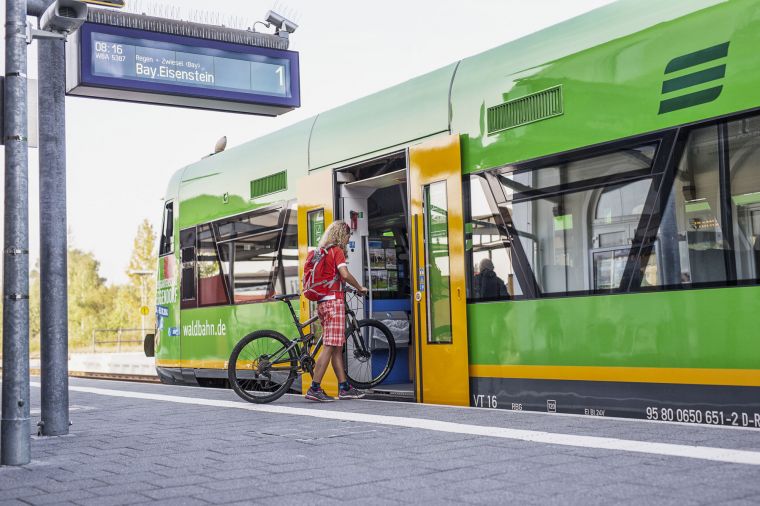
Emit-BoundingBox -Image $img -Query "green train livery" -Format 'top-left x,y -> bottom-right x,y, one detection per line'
147,0 -> 760,427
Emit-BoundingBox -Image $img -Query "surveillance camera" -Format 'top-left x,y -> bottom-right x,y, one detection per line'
264,10 -> 298,38
40,0 -> 88,34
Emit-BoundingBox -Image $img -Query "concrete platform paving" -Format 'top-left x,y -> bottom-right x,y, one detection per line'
1,377 -> 759,505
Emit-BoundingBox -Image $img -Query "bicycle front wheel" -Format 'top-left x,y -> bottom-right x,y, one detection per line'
344,319 -> 396,389
228,330 -> 298,404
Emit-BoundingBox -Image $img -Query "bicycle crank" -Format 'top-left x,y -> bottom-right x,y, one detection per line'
300,354 -> 315,374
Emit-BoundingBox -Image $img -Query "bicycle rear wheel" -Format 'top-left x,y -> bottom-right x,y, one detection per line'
228,330 -> 298,404
344,319 -> 396,389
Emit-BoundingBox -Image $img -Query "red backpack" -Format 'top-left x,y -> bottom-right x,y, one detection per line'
302,245 -> 340,301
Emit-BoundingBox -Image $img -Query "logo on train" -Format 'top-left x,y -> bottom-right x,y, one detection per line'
155,305 -> 169,330
659,42 -> 729,114
547,400 -> 557,413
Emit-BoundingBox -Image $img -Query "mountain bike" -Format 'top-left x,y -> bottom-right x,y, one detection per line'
228,287 -> 396,404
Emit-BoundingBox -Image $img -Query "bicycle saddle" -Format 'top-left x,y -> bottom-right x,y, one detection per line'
272,293 -> 300,301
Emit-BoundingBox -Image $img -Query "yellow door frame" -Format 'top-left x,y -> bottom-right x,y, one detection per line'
409,134 -> 470,406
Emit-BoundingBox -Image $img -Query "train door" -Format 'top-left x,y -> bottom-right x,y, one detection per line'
409,135 -> 470,405
297,169 -> 339,394
336,152 -> 414,399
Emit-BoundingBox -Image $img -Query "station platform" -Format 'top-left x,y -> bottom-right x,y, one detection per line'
1,378 -> 760,505
30,353 -> 158,378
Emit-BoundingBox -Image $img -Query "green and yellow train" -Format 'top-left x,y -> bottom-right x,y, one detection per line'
148,0 -> 760,426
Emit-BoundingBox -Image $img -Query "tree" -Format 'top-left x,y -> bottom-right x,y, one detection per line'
25,219 -> 159,354
127,219 -> 157,283
29,263 -> 41,356
27,249 -> 115,352
125,219 -> 158,330
67,248 -> 112,349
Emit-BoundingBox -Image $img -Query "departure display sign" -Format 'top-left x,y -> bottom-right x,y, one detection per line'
67,23 -> 300,115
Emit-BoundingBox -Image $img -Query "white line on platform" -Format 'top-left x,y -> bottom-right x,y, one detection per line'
54,376 -> 760,433
31,382 -> 760,466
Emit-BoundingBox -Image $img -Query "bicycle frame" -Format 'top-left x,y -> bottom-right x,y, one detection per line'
265,294 -> 364,375
228,290 -> 394,403
261,300 -> 320,374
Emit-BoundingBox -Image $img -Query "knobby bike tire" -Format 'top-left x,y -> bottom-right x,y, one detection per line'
344,319 -> 396,389
228,330 -> 298,404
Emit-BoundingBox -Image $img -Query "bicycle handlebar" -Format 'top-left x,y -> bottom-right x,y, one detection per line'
272,293 -> 300,301
272,288 -> 367,302
344,286 -> 369,297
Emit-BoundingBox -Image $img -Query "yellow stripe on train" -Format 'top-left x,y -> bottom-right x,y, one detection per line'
469,365 -> 760,387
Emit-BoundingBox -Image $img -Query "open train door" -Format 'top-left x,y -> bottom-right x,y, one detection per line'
297,169 -> 339,395
409,134 -> 470,406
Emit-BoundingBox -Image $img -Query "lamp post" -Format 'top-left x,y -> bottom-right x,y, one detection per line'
129,270 -> 154,341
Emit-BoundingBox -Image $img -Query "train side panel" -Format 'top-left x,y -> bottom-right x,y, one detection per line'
451,0 -> 759,173
456,0 -> 760,421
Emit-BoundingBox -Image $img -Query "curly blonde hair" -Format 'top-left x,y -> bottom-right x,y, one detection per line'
318,220 -> 351,255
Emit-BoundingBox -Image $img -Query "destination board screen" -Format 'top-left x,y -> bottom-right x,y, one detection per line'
69,23 -> 300,115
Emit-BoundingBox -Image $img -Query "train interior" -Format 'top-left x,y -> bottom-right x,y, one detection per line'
336,153 -> 415,399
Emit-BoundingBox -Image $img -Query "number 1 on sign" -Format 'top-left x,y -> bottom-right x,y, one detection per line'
275,66 -> 284,86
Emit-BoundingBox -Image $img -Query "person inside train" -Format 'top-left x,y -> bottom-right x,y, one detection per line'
473,257 -> 509,299
306,220 -> 369,402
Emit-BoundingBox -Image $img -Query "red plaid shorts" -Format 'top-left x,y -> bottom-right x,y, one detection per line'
317,298 -> 345,347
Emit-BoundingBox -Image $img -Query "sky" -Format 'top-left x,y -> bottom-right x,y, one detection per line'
0,0 -> 615,285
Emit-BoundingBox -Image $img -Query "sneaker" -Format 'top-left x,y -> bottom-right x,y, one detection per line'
305,387 -> 335,402
338,387 -> 365,400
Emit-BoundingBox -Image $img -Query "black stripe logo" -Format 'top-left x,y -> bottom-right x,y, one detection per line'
658,42 -> 729,114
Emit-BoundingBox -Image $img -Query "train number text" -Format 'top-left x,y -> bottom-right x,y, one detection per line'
645,406 -> 760,428
472,394 -> 498,409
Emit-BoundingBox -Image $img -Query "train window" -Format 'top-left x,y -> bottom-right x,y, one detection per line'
218,230 -> 279,302
506,144 -> 655,199
466,175 -> 524,300
159,201 -> 174,256
643,126 -> 725,286
514,180 -> 651,295
308,209 -> 325,247
468,144 -> 658,299
468,113 -> 760,302
424,181 -> 453,343
216,207 -> 282,242
643,114 -> 760,288
591,179 -> 650,289
180,228 -> 197,308
197,224 -> 228,306
728,116 -> 760,282
179,203 -> 296,308
273,207 -> 299,296
215,204 -> 295,303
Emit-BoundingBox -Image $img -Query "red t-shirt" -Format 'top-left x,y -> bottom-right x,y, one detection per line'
319,246 -> 347,301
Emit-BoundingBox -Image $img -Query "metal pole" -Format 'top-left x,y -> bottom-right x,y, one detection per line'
2,0 -> 31,466
140,278 -> 145,339
364,236 -> 373,319
26,0 -> 49,16
38,35 -> 69,437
